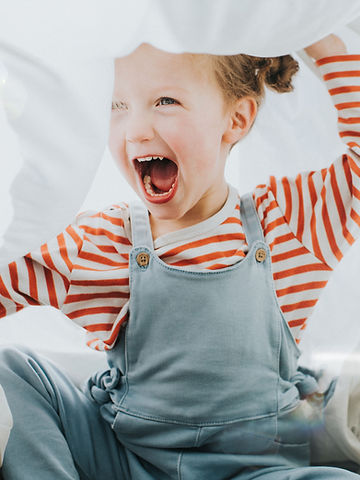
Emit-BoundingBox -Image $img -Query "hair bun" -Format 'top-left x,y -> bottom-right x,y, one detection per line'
257,55 -> 299,93
210,52 -> 300,109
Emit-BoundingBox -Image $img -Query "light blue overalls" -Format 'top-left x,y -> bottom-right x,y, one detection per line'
0,193 -> 358,479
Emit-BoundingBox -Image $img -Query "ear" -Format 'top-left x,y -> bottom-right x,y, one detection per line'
222,96 -> 257,145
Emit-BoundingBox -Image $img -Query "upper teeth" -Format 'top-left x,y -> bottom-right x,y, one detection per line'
137,156 -> 164,162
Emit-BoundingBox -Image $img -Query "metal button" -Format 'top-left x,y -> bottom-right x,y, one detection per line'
136,252 -> 150,267
255,248 -> 266,263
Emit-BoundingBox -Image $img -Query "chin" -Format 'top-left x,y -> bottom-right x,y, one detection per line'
148,202 -> 187,220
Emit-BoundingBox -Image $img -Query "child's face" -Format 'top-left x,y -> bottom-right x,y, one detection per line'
109,44 -> 239,232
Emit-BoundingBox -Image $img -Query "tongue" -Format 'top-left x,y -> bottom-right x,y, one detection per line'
149,158 -> 178,192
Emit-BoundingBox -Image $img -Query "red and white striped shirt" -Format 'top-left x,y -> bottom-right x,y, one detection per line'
1,55 -> 360,351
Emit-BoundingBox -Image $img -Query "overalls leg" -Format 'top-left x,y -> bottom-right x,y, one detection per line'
238,465 -> 360,479
0,345 -> 129,480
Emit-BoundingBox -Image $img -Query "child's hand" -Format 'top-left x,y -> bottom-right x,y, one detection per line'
304,34 -> 347,61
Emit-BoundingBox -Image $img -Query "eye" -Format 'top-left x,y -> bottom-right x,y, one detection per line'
112,101 -> 128,111
157,97 -> 178,106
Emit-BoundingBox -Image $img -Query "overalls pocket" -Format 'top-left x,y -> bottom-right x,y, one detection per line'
273,403 -> 313,467
112,409 -> 200,449
195,416 -> 277,455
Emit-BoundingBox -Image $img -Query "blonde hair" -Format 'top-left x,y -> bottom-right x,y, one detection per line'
209,53 -> 299,107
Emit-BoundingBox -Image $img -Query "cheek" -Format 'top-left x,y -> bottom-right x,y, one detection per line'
108,128 -> 133,181
108,123 -> 121,159
109,123 -> 127,165
161,120 -> 200,156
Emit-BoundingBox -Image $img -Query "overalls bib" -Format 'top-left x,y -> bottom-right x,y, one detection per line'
91,193 -> 322,479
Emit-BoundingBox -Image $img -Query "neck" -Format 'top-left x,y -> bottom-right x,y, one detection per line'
149,184 -> 229,240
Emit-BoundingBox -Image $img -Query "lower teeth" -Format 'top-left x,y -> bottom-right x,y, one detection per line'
143,175 -> 175,197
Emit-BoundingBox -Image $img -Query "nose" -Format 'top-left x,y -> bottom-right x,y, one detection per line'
125,111 -> 155,144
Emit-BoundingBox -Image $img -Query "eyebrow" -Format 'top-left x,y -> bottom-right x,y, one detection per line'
112,85 -> 190,100
156,86 -> 189,93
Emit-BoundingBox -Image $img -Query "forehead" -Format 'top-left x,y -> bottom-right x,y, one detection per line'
113,44 -> 213,94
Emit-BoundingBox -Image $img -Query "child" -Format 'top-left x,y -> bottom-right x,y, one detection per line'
0,33 -> 360,479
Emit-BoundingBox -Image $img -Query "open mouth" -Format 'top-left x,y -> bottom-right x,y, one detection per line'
134,156 -> 178,203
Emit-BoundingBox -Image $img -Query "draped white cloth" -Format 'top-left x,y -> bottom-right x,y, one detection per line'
2,0 -> 360,263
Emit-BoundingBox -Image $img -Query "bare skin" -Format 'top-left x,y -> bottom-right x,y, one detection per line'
305,33 -> 347,60
109,44 -> 257,239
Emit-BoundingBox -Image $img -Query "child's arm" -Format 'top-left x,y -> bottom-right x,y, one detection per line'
0,221 -> 84,317
252,34 -> 360,343
304,34 -> 347,60
0,206 -> 132,351
261,34 -> 360,272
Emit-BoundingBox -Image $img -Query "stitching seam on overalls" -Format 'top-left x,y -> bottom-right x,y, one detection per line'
115,317 -> 130,408
177,450 -> 184,480
194,427 -> 202,447
112,406 -> 278,426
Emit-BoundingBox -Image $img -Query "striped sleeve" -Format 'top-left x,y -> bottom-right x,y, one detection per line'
0,220 -> 84,317
0,204 -> 133,351
268,55 -> 360,269
60,205 -> 132,351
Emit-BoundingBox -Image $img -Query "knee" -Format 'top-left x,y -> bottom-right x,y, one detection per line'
0,345 -> 59,410
0,344 -> 31,364
0,345 -> 39,381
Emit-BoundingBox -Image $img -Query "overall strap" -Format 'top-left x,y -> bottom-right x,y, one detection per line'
129,202 -> 154,249
239,192 -> 265,245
